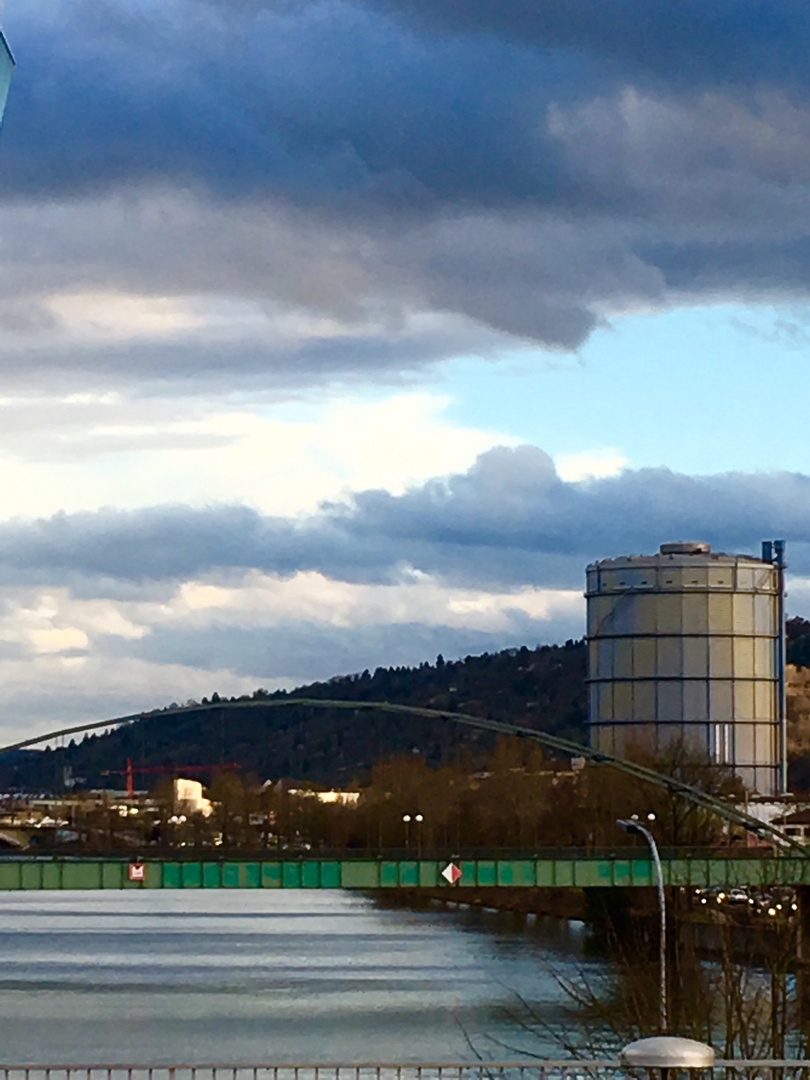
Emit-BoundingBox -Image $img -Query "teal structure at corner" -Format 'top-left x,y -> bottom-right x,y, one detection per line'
0,31 -> 13,124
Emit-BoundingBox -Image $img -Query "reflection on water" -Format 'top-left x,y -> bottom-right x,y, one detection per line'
0,892 -> 602,1064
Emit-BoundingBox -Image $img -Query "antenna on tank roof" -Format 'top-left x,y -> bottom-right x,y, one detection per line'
762,539 -> 788,795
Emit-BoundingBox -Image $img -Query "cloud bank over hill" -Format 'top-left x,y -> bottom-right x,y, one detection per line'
0,447 -> 806,735
0,447 -> 807,589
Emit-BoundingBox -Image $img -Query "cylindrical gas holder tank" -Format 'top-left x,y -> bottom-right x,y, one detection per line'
586,542 -> 779,796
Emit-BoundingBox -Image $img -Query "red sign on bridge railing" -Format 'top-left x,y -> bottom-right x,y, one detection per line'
441,862 -> 461,885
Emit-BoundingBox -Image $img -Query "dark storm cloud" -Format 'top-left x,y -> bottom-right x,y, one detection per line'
5,0 -> 810,362
362,0 -> 810,90
1,448 -> 809,592
0,321 -> 497,390
7,0 -> 807,210
0,193 -> 663,362
0,0 -> 583,208
650,237 -> 810,292
191,0 -> 810,91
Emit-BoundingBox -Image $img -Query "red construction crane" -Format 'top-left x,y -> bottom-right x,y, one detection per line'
103,758 -> 241,799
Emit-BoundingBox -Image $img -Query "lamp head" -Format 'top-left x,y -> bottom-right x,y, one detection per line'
616,817 -> 643,836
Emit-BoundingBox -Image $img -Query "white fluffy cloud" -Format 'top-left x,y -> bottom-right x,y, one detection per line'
0,389 -> 516,518
0,571 -> 583,739
554,447 -> 629,482
171,569 -> 582,632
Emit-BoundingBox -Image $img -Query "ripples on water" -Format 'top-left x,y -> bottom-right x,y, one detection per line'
0,892 -> 599,1064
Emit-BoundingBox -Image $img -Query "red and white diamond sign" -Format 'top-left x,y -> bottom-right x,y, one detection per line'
441,862 -> 462,885
128,863 -> 146,882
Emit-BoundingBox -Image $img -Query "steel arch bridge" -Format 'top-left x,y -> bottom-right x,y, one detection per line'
0,696 -> 800,852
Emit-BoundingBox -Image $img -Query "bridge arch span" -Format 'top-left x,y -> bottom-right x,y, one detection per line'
0,697 -> 800,851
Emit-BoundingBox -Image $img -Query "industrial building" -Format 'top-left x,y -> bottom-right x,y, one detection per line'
586,540 -> 786,797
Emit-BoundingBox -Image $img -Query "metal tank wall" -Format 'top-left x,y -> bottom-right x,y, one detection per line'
586,542 -> 779,796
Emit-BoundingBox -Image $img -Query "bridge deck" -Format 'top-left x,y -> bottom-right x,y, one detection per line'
0,854 -> 808,889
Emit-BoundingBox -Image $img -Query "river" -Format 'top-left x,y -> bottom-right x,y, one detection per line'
0,891 -> 602,1064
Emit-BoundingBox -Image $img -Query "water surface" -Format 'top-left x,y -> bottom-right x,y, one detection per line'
0,892 -> 596,1064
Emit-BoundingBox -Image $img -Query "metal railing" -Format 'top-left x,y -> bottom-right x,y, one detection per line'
0,1067 -> 628,1080
1,846 -> 800,863
0,1063 -> 808,1080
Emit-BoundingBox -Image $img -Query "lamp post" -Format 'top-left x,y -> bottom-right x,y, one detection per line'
403,813 -> 424,853
415,813 -> 424,857
617,814 -> 667,1033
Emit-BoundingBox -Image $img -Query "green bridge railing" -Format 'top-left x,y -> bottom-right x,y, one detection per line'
1,853 -> 809,890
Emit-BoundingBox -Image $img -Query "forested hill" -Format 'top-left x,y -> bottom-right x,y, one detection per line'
4,640 -> 587,792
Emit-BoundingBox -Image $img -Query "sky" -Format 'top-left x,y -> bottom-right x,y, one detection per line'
1,0 -> 810,740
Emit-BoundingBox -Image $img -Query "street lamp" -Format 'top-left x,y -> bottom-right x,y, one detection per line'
403,813 -> 424,852
617,814 -> 667,1033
